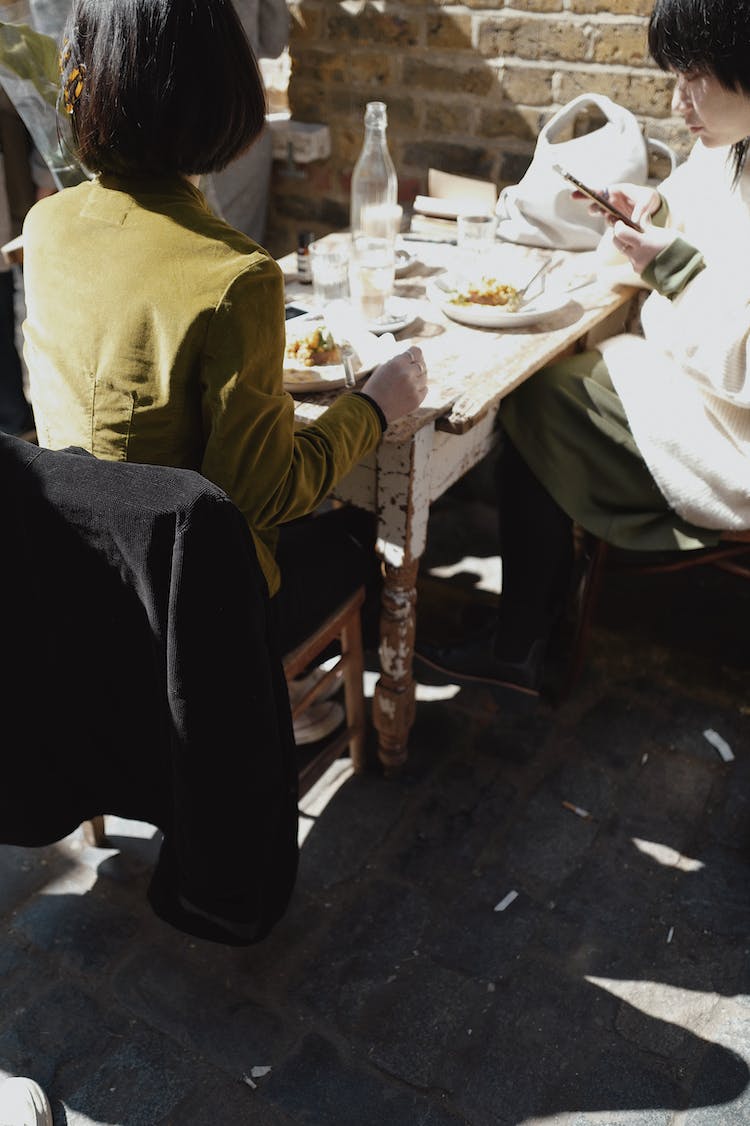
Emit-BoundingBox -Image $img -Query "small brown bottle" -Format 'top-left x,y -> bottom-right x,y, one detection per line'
297,231 -> 314,283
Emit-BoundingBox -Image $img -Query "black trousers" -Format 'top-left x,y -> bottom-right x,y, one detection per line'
270,505 -> 382,657
494,436 -> 574,661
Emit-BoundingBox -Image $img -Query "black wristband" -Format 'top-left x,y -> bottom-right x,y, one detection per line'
351,390 -> 388,433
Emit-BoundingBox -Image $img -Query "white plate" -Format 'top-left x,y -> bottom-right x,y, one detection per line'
413,195 -> 468,220
366,296 -> 418,336
430,274 -> 573,329
283,317 -> 385,392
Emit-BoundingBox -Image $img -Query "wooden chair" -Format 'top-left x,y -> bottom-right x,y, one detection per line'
561,527 -> 750,696
282,584 -> 367,797
84,584 -> 368,846
5,434 -> 306,940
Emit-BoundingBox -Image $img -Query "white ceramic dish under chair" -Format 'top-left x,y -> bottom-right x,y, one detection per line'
0,1077 -> 53,1126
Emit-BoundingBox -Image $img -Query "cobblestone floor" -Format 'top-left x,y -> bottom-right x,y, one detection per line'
1,458 -> 748,1125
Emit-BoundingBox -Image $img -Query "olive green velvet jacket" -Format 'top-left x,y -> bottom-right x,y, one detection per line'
22,175 -> 382,594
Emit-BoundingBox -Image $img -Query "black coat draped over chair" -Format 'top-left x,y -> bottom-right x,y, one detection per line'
0,434 -> 299,945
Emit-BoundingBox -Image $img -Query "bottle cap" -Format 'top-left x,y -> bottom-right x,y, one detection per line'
297,231 -> 315,249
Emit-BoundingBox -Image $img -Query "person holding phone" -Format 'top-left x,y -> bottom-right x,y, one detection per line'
21,0 -> 428,743
417,0 -> 750,697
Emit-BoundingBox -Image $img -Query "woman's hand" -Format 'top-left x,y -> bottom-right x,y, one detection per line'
610,220 -> 677,275
573,181 -> 672,274
361,345 -> 428,424
600,182 -> 661,227
573,181 -> 661,228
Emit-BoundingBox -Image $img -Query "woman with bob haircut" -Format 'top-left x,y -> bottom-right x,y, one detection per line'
417,0 -> 750,698
22,0 -> 428,742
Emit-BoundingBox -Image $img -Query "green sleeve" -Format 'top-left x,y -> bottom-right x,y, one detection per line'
199,260 -> 382,534
641,236 -> 705,299
638,192 -> 705,299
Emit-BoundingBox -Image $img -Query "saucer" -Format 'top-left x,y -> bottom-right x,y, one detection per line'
366,296 -> 418,336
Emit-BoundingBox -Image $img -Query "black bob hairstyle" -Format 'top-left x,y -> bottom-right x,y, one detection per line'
648,0 -> 750,180
60,0 -> 267,177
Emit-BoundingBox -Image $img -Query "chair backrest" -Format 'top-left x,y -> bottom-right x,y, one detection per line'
0,434 -> 299,945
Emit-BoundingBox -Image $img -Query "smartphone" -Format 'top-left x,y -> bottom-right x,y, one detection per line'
553,164 -> 643,233
285,303 -> 314,321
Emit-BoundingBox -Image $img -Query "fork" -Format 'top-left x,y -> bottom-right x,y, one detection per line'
518,256 -> 562,301
340,341 -> 357,388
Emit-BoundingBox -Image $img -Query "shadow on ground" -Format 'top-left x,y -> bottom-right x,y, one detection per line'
1,455 -> 749,1126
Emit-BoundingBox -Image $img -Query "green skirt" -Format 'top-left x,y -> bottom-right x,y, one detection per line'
500,350 -> 719,552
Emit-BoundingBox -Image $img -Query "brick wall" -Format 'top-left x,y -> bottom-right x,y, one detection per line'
265,0 -> 689,257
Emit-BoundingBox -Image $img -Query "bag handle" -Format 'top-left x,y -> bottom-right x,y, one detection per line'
646,137 -> 678,173
540,93 -> 635,145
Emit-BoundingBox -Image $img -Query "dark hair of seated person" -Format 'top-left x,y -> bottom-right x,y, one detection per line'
648,0 -> 750,181
60,0 -> 267,178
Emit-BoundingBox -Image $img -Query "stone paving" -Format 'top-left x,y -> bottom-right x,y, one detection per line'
1,459 -> 749,1126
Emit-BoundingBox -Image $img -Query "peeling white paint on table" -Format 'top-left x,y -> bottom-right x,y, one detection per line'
281,241 -> 638,772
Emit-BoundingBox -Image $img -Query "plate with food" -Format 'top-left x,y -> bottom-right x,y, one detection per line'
283,319 -> 386,392
430,272 -> 572,328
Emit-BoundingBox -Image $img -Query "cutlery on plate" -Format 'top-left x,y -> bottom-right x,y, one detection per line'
322,301 -> 361,387
339,341 -> 358,388
517,255 -> 564,301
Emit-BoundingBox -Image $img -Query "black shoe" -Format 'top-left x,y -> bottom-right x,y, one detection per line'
414,631 -> 543,697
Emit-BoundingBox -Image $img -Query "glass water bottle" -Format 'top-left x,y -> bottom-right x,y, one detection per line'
349,102 -> 399,320
350,101 -> 398,240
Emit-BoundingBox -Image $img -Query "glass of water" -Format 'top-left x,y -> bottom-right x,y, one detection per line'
457,212 -> 498,250
456,212 -> 498,284
349,235 -> 395,321
309,236 -> 351,306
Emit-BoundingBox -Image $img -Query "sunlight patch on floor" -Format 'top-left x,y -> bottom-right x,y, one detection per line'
428,553 -> 502,594
364,668 -> 460,702
585,976 -> 719,1028
298,758 -> 354,846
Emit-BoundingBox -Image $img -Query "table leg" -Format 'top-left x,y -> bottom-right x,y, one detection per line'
372,557 -> 419,775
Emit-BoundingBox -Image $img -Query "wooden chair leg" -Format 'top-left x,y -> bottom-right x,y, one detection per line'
341,606 -> 366,772
82,815 -> 107,847
559,534 -> 609,699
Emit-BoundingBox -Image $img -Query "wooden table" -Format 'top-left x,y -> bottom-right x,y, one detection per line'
282,239 -> 638,773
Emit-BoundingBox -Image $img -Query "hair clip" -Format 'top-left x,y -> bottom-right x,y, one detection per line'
62,62 -> 86,114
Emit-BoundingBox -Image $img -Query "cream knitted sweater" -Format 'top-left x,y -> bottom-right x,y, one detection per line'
598,140 -> 750,531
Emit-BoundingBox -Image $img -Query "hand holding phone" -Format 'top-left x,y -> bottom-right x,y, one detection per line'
553,164 -> 644,233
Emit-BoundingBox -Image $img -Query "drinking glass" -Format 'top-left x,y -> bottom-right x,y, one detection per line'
457,212 -> 498,251
349,234 -> 395,321
456,212 -> 498,285
309,236 -> 351,305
